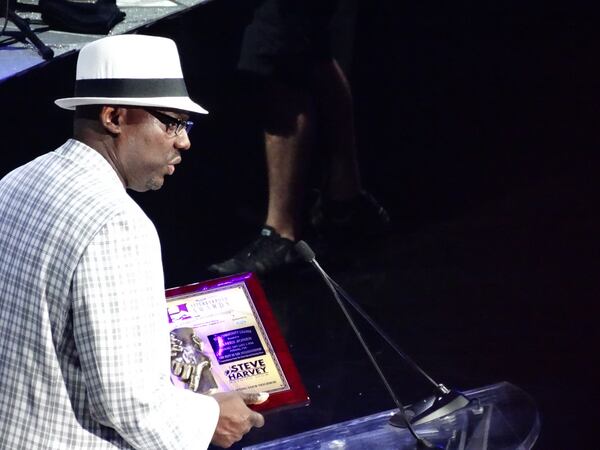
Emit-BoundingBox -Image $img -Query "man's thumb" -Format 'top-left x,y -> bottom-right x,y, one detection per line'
240,391 -> 269,405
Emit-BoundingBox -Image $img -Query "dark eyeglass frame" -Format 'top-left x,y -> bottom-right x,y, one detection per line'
144,108 -> 193,136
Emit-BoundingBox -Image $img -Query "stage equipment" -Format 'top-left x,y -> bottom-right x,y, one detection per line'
1,0 -> 53,59
295,241 -> 470,448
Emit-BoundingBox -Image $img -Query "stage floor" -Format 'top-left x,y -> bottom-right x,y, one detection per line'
0,0 -> 211,82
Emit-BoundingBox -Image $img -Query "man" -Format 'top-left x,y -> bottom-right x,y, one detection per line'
0,34 -> 264,448
208,0 -> 389,276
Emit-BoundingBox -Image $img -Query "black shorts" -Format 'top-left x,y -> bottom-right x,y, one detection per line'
238,0 -> 338,85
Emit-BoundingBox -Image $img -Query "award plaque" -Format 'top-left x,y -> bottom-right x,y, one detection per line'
166,272 -> 309,412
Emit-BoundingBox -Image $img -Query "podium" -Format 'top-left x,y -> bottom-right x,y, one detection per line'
244,382 -> 540,449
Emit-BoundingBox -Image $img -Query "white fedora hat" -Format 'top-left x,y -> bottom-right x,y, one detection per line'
55,34 -> 207,114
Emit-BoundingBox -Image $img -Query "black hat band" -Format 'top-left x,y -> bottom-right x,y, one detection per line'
74,78 -> 189,98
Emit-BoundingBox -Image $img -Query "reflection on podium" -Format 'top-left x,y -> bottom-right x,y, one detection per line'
244,382 -> 540,450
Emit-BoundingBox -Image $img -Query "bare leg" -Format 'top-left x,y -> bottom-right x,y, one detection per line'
265,58 -> 363,239
263,79 -> 315,241
307,59 -> 390,241
207,79 -> 315,276
311,58 -> 362,201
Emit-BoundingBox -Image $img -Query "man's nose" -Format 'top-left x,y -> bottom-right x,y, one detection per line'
175,129 -> 191,150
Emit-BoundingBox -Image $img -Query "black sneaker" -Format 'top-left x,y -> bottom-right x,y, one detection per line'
207,226 -> 298,276
310,190 -> 391,243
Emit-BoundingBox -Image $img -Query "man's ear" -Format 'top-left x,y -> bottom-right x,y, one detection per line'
99,106 -> 123,134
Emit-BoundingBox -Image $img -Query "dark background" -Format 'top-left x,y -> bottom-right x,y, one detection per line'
1,1 -> 598,448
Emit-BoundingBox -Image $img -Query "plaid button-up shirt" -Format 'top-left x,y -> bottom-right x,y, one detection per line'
0,139 -> 218,449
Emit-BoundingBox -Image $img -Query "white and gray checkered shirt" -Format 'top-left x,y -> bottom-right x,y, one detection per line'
0,139 -> 218,449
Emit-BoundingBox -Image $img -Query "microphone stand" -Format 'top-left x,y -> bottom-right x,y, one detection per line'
326,275 -> 470,427
295,241 -> 470,446
1,0 -> 54,60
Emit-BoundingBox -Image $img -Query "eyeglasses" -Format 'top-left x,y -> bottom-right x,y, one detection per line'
144,108 -> 194,137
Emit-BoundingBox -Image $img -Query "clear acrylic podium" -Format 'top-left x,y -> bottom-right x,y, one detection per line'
244,382 -> 540,450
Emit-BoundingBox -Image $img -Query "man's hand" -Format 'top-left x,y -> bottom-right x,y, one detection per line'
210,391 -> 268,448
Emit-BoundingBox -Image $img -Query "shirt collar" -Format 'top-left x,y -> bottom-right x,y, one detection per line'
55,139 -> 125,190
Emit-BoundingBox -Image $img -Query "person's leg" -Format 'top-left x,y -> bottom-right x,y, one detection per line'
207,77 -> 315,276
309,58 -> 390,240
263,78 -> 315,241
311,58 -> 362,201
208,0 -> 333,276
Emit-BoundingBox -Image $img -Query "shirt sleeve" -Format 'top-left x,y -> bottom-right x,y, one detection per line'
71,207 -> 219,449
